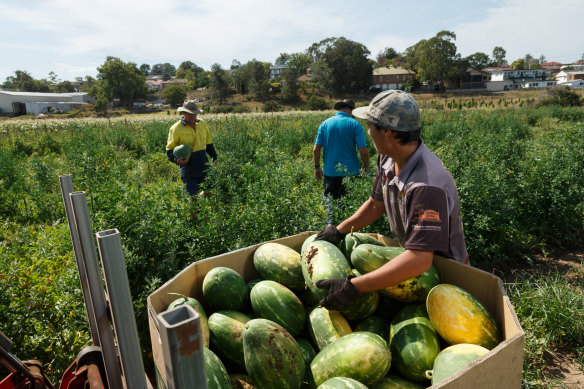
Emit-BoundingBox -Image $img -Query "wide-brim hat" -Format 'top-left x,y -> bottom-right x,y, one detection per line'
352,90 -> 420,132
334,99 -> 356,110
177,100 -> 203,114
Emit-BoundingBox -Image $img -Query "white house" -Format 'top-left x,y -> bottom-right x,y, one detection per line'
555,70 -> 584,84
559,79 -> 584,88
485,67 -> 553,91
0,91 -> 95,116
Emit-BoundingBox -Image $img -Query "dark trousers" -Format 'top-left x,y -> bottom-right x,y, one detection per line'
182,176 -> 206,196
323,175 -> 347,224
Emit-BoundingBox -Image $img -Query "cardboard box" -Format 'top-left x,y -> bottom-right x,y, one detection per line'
147,232 -> 524,389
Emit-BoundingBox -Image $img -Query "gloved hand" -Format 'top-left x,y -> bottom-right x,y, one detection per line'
315,224 -> 347,246
315,276 -> 361,311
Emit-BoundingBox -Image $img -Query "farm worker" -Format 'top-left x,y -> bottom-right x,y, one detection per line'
166,100 -> 217,196
313,99 -> 370,223
314,90 -> 469,311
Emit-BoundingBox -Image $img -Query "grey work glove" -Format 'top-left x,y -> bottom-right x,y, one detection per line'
315,224 -> 347,246
315,276 -> 361,311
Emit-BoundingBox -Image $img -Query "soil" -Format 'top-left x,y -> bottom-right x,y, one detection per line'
492,249 -> 584,388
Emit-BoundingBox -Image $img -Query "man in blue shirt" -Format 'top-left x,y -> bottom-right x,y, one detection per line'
313,99 -> 370,223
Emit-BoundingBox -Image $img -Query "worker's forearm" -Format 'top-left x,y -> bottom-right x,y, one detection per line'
351,250 -> 433,293
313,145 -> 322,166
359,147 -> 370,170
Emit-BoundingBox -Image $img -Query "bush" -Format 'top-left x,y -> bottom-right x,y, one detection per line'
262,101 -> 282,112
302,95 -> 330,111
537,87 -> 582,107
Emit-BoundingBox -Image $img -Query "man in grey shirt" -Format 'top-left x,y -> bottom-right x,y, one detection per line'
314,90 -> 469,310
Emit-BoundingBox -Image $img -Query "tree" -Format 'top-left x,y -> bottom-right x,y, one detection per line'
308,37 -> 372,94
492,46 -> 507,67
162,85 -> 187,108
402,40 -> 427,72
140,64 -> 151,76
275,53 -> 290,66
417,31 -> 459,87
208,63 -> 230,103
510,58 -> 526,70
151,63 -> 177,80
245,59 -> 270,99
376,47 -> 398,67
281,53 -> 310,102
2,70 -> 50,92
93,56 -> 146,107
466,52 -> 491,69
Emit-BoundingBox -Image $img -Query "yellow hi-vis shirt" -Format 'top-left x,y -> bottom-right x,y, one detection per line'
166,119 -> 213,153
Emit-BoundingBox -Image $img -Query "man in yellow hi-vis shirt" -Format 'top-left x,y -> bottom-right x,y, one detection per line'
166,100 -> 217,196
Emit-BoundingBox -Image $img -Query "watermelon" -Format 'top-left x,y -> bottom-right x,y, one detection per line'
173,144 -> 191,159
243,319 -> 305,389
426,284 -> 501,350
202,267 -> 247,312
301,234 -> 318,256
426,343 -> 489,385
308,306 -> 352,350
382,265 -> 440,303
253,243 -> 304,290
203,347 -> 231,389
302,240 -> 352,300
339,231 -> 385,260
207,310 -> 251,369
374,294 -> 407,322
389,304 -> 440,382
296,338 -> 317,387
354,316 -> 389,339
250,280 -> 306,336
166,293 -> 210,348
370,375 -> 425,389
340,289 -> 379,321
229,373 -> 256,389
317,376 -> 368,389
310,332 -> 391,387
350,244 -> 404,274
350,245 -> 440,302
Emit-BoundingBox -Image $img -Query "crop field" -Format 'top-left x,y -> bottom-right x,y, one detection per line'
1,106 -> 583,387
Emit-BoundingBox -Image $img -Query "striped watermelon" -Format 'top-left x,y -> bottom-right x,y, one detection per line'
302,240 -> 352,300
250,280 -> 306,336
339,232 -> 385,260
426,284 -> 501,350
202,267 -> 247,312
389,304 -> 440,382
167,293 -> 210,348
310,332 -> 391,387
308,306 -> 352,350
253,243 -> 304,290
317,376 -> 368,388
207,310 -> 251,369
370,375 -> 425,389
426,343 -> 489,385
354,316 -> 389,339
341,290 -> 379,322
296,338 -> 317,387
203,348 -> 231,389
350,244 -> 404,274
301,234 -> 318,256
243,319 -> 305,389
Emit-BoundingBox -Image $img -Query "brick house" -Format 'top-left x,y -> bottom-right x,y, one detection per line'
372,66 -> 415,90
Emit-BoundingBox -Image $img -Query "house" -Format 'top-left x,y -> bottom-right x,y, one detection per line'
270,61 -> 289,80
559,79 -> 584,88
484,67 -> 553,91
540,62 -> 563,75
297,75 -> 312,84
0,91 -> 94,116
555,70 -> 584,84
460,67 -> 489,89
372,66 -> 415,90
145,78 -> 188,91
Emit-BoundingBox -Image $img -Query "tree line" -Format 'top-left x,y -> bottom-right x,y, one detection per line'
2,30 -> 569,111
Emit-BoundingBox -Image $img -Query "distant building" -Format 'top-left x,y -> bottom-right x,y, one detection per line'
270,61 -> 289,80
484,67 -> 553,91
145,78 -> 188,91
372,67 -> 415,90
0,91 -> 94,116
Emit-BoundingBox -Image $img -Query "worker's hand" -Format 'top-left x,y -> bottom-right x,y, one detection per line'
176,157 -> 190,166
314,166 -> 323,180
316,276 -> 361,311
359,168 -> 371,177
315,224 -> 346,246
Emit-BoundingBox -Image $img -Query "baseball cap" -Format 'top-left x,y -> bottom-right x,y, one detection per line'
352,90 -> 420,132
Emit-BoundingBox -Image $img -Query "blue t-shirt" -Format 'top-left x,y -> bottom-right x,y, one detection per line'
315,112 -> 367,177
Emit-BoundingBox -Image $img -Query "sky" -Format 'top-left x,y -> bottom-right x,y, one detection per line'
1,0 -> 583,83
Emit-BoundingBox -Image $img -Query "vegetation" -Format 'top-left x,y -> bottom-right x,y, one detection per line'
0,106 -> 583,387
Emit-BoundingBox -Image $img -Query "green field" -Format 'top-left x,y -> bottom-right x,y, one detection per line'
1,107 -> 583,387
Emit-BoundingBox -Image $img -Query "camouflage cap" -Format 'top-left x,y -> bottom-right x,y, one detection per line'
352,90 -> 420,132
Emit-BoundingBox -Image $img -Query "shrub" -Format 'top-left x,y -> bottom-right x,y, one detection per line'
302,95 -> 330,111
262,101 -> 282,112
537,87 -> 582,107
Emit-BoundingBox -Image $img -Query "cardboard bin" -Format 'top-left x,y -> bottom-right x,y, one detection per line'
147,232 -> 524,389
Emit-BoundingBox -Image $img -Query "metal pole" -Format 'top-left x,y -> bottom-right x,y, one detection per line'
96,229 -> 149,389
158,305 -> 207,389
69,191 -> 124,389
58,174 -> 100,346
